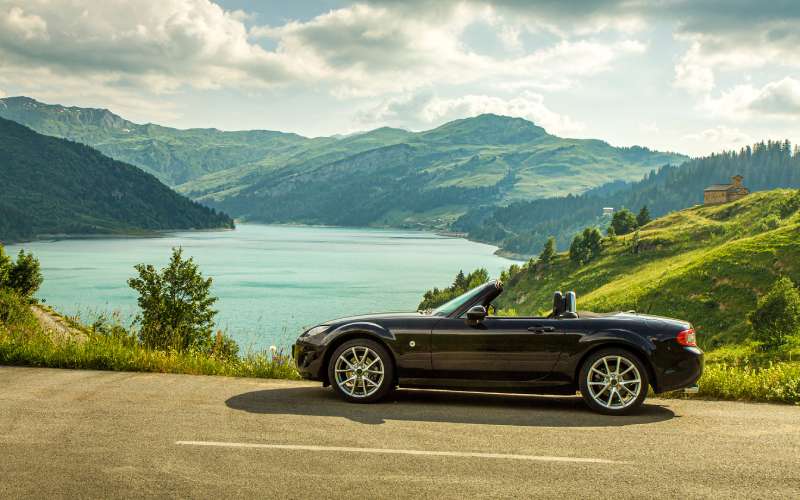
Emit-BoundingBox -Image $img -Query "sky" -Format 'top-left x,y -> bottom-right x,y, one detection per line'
0,0 -> 799,156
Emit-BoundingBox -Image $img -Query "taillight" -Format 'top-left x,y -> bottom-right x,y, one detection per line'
676,328 -> 697,347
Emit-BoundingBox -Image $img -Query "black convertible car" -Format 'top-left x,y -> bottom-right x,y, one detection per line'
293,280 -> 703,414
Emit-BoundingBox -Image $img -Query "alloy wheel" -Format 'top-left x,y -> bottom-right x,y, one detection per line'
334,346 -> 385,398
586,355 -> 642,410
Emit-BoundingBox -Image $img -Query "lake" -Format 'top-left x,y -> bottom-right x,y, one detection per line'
7,224 -> 518,350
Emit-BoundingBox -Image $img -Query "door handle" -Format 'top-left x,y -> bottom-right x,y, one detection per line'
528,326 -> 556,333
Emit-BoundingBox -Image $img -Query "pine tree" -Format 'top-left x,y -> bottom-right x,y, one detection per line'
538,236 -> 556,267
636,206 -> 651,227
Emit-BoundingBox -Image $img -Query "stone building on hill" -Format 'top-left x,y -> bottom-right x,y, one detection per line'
704,175 -> 749,205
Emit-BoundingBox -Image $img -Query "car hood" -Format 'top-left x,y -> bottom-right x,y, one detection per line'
324,311 -> 427,325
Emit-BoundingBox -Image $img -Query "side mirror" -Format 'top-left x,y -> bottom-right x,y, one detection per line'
466,305 -> 487,323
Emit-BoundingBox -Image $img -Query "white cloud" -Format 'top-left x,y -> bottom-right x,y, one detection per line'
702,77 -> 800,120
2,6 -> 48,40
0,1 -> 307,97
256,3 -> 646,97
357,91 -> 584,136
0,0 -> 648,114
684,126 -> 752,151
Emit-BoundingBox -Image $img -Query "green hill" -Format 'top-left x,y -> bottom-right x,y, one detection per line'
0,97 -> 686,229
457,141 -> 800,256
493,189 -> 800,347
0,117 -> 234,244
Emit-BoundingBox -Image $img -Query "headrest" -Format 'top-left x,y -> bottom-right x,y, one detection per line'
564,291 -> 577,314
553,291 -> 564,316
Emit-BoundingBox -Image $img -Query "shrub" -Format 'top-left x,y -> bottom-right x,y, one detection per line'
748,277 -> 800,350
0,288 -> 37,329
7,250 -> 43,298
0,246 -> 10,285
127,247 -> 220,353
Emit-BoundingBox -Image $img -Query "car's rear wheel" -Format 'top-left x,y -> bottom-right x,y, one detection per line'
579,348 -> 648,415
328,338 -> 394,403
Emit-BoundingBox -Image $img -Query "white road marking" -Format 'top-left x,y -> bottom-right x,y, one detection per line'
175,441 -> 629,465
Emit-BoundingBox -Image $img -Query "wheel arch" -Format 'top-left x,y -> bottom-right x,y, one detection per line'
573,341 -> 659,392
320,329 -> 398,386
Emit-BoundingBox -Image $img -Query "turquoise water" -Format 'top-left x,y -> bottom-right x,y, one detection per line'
7,224 -> 517,350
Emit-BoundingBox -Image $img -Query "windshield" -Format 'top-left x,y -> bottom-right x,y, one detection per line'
431,283 -> 487,317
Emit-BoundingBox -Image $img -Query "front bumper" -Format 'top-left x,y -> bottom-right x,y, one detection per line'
293,339 -> 326,381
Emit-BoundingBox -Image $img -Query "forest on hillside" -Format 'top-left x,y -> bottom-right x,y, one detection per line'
0,118 -> 234,244
456,141 -> 800,254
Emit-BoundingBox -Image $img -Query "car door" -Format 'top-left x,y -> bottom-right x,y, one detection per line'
430,316 -> 563,382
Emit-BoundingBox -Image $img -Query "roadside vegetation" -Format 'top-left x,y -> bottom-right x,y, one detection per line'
0,245 -> 298,380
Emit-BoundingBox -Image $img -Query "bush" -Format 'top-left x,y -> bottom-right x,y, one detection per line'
127,247 -> 220,353
748,277 -> 800,350
0,289 -> 38,329
7,250 -> 43,298
0,246 -> 10,285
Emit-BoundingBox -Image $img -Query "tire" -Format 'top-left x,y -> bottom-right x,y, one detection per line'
327,338 -> 395,403
579,348 -> 649,415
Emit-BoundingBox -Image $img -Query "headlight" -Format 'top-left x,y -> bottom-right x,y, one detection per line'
302,325 -> 329,338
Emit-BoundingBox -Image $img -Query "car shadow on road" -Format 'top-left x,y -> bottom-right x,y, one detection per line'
225,386 -> 675,427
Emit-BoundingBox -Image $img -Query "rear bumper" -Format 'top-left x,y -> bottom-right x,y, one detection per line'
655,346 -> 704,393
293,340 -> 326,382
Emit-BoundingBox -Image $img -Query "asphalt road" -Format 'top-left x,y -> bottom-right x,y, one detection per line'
1,367 -> 799,499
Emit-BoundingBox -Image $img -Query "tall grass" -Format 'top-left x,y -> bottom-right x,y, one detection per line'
695,362 -> 800,404
0,291 -> 299,380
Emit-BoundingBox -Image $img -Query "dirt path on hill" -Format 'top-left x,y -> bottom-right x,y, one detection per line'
30,305 -> 87,343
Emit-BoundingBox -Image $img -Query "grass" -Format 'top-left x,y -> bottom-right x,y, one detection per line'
0,291 -> 300,380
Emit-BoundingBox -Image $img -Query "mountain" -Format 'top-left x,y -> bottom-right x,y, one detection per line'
456,140 -> 800,256
493,189 -> 800,347
0,96 -> 309,185
0,97 -> 687,230
0,117 -> 233,244
183,115 -> 686,229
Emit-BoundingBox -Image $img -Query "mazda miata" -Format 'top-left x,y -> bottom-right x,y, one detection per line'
293,280 -> 703,414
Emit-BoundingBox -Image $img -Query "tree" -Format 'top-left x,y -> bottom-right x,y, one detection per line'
418,268 -> 490,310
128,247 -> 218,352
582,227 -> 603,261
569,232 -> 586,264
611,209 -> 638,235
748,277 -> 800,350
538,236 -> 556,267
7,250 -> 43,298
636,206 -> 651,227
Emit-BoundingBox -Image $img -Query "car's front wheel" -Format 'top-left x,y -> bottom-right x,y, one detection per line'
579,348 -> 649,415
328,338 -> 394,403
